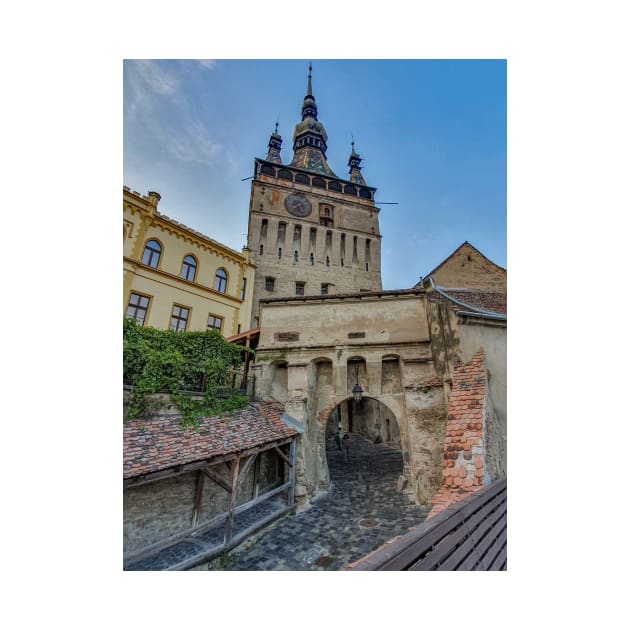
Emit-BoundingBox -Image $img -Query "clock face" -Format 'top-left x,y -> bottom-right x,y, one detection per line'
284,193 -> 312,218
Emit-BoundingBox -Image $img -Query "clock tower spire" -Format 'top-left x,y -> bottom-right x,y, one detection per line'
289,64 -> 336,176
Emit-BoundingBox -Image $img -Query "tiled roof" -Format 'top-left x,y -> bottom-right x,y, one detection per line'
123,400 -> 295,479
437,288 -> 507,315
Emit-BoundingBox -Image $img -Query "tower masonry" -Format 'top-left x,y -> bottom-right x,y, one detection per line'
247,65 -> 382,328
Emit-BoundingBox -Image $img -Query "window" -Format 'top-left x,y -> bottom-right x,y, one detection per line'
259,244 -> 264,255
321,284 -> 329,295
310,252 -> 314,265
240,278 -> 247,301
141,240 -> 161,268
214,268 -> 227,293
278,247 -> 282,258
207,314 -> 223,333
180,255 -> 197,282
265,277 -> 275,292
326,256 -> 330,267
294,250 -> 299,262
126,293 -> 150,325
170,305 -> 190,332
295,282 -> 305,295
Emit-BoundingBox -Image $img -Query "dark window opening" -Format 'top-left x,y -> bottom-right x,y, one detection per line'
170,305 -> 190,332
295,282 -> 305,296
214,268 -> 227,293
265,277 -> 275,292
180,255 -> 197,282
141,240 -> 161,268
207,315 -> 223,333
126,293 -> 150,326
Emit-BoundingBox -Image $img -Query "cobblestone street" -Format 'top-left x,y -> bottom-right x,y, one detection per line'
204,434 -> 431,571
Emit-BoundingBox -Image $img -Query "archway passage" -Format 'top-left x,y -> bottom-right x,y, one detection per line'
324,397 -> 405,492
211,398 -> 430,570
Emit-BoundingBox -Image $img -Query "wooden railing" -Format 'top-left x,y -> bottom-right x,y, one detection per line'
348,477 -> 507,571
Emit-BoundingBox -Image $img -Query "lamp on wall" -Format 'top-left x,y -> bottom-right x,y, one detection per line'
352,361 -> 363,403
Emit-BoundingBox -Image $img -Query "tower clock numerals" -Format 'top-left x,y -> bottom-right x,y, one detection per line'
284,193 -> 312,218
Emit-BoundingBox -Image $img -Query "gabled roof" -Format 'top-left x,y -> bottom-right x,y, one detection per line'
123,400 -> 296,479
417,241 -> 506,287
435,288 -> 507,316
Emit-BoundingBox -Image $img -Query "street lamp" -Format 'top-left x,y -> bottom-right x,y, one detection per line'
352,382 -> 363,403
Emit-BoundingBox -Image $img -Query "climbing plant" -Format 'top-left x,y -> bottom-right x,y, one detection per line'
123,317 -> 252,427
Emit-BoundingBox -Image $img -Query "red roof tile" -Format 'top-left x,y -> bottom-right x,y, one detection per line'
429,287 -> 506,316
123,400 -> 295,479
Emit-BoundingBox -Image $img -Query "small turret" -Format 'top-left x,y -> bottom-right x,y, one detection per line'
348,140 -> 367,186
265,122 -> 283,164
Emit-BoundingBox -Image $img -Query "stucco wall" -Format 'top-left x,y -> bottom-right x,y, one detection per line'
258,294 -> 430,349
123,188 -> 255,336
458,321 -> 507,434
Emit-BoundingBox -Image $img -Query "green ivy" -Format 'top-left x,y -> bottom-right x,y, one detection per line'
123,318 -> 253,427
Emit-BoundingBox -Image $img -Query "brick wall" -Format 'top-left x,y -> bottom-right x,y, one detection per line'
427,350 -> 493,518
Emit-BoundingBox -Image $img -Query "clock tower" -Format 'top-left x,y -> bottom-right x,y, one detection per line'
246,65 -> 383,327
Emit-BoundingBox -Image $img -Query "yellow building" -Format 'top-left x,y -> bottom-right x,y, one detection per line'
123,186 -> 256,336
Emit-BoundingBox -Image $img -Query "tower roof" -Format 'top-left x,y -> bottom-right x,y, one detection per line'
348,140 -> 367,185
265,121 -> 283,164
289,64 -> 337,177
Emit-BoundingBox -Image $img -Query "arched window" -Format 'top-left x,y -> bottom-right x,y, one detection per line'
141,239 -> 161,268
180,255 -> 197,282
214,268 -> 228,293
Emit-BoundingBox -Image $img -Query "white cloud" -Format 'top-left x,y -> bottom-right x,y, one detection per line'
198,60 -> 216,70
125,60 -> 225,168
132,59 -> 178,96
169,119 -> 222,165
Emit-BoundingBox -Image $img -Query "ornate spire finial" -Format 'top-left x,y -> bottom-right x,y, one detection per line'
307,62 -> 313,97
274,120 -> 279,134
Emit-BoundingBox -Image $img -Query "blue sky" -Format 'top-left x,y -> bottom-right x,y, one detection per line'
124,59 -> 506,289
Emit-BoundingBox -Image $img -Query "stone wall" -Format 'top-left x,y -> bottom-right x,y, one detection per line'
253,292 -> 450,507
427,242 -> 506,292
247,176 -> 382,326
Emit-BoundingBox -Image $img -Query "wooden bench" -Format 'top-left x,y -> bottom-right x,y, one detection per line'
348,477 -> 507,571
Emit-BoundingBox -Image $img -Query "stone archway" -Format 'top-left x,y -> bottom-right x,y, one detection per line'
321,396 -> 405,487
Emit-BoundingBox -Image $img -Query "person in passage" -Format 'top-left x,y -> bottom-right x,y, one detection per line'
342,433 -> 350,462
335,427 -> 342,450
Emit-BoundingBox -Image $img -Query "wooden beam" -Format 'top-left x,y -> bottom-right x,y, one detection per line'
237,454 -> 257,486
253,455 -> 261,499
191,470 -> 205,527
288,438 -> 296,507
224,457 -> 241,544
273,445 -> 292,467
202,466 -> 232,493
